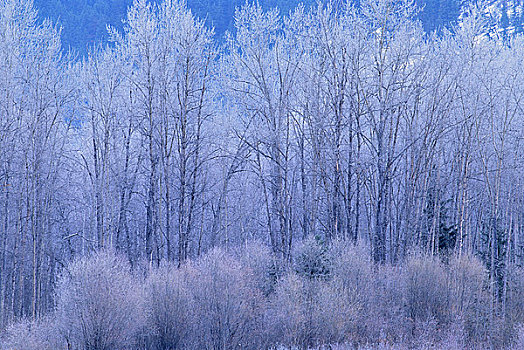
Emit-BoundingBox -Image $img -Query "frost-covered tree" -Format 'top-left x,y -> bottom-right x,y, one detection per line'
106,0 -> 215,265
0,0 -> 74,327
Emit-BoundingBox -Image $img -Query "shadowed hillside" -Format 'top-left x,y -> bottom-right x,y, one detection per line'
34,0 -> 470,55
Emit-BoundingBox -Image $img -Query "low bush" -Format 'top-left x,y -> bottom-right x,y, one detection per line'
234,240 -> 284,296
268,272 -> 316,349
403,253 -> 450,326
143,264 -> 193,350
6,241 -> 524,350
55,249 -> 144,350
1,317 -> 61,350
188,248 -> 265,350
447,254 -> 491,344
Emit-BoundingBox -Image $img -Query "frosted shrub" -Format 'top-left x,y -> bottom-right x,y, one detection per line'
512,325 -> 524,350
269,270 -> 364,348
368,265 -> 406,344
268,272 -> 315,348
234,240 -> 284,296
143,264 -> 193,350
55,249 -> 143,350
315,279 -> 362,345
403,254 -> 450,327
497,266 -> 524,347
447,254 -> 490,344
328,240 -> 373,344
1,317 -> 62,350
330,240 -> 372,293
188,248 -> 265,350
506,267 -> 524,323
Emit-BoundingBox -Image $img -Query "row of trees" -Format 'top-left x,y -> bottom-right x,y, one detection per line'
1,0 -> 524,339
3,244 -> 524,349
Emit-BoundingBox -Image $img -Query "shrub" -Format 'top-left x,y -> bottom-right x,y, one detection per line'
328,240 -> 374,344
188,248 -> 265,350
367,264 -> 407,344
5,245 -> 519,350
506,266 -> 524,322
269,240 -> 366,349
403,253 -> 450,327
1,317 -> 61,350
55,249 -> 143,350
233,240 -> 285,296
330,240 -> 372,294
447,254 -> 490,344
315,278 -> 362,345
143,264 -> 193,350
268,272 -> 314,348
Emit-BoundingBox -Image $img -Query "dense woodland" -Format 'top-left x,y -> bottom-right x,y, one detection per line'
2,0 -> 524,349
